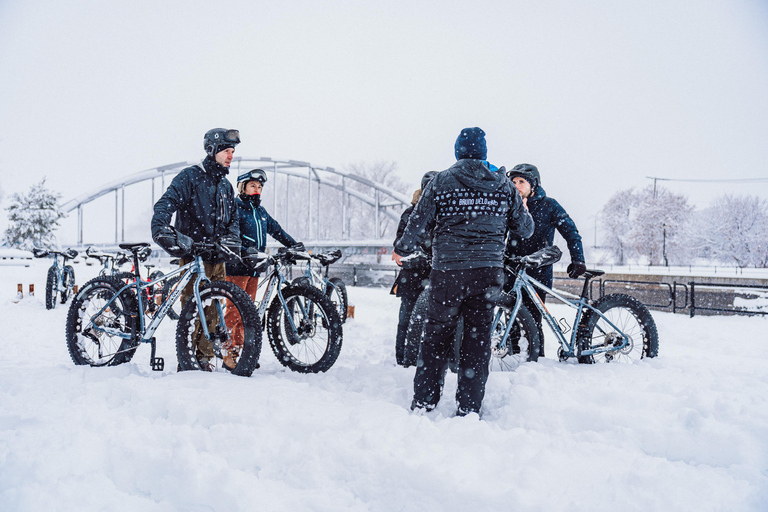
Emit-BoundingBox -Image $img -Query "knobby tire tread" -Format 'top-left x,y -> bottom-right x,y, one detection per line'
267,284 -> 343,373
65,276 -> 139,366
175,280 -> 261,377
576,293 -> 659,364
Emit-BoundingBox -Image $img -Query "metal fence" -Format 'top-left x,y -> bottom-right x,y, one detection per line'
552,275 -> 768,317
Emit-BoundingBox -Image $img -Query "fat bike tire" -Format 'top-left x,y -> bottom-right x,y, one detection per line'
325,277 -> 348,324
65,276 -> 139,366
488,292 -> 540,372
60,265 -> 76,304
405,288 -> 462,373
267,284 -> 343,373
175,281 -> 261,376
45,266 -> 58,310
577,293 -> 659,364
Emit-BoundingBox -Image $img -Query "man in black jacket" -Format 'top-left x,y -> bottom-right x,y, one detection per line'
151,128 -> 242,370
394,127 -> 534,416
506,163 -> 585,357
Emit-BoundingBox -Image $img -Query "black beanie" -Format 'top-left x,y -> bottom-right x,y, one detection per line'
454,127 -> 487,160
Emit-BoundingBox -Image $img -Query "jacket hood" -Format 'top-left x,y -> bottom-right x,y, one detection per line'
449,159 -> 506,193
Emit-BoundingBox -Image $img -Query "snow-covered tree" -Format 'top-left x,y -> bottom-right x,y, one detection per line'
629,186 -> 694,265
694,195 -> 768,267
600,185 -> 694,265
600,188 -> 639,264
342,161 -> 409,240
4,178 -> 65,250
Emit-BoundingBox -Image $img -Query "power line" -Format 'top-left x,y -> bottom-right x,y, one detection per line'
646,176 -> 768,183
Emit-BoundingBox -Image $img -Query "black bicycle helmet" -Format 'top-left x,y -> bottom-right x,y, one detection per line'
507,163 -> 540,191
204,128 -> 240,157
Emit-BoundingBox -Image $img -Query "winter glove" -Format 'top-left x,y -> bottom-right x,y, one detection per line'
216,234 -> 241,260
154,226 -> 193,258
290,242 -> 306,252
567,261 -> 587,279
400,251 -> 429,270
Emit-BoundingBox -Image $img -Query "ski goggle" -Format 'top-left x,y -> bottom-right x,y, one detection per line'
237,168 -> 268,184
223,129 -> 240,144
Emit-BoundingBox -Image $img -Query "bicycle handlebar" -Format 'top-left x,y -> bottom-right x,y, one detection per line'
32,248 -> 78,260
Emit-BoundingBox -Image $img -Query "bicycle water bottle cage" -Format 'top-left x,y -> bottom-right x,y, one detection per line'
521,245 -> 562,269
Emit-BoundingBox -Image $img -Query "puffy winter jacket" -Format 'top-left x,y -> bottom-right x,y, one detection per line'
392,204 -> 431,299
395,159 -> 534,271
225,195 -> 296,276
506,185 -> 584,288
151,157 -> 239,264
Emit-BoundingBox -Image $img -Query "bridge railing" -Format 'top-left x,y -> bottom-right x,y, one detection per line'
61,157 -> 411,245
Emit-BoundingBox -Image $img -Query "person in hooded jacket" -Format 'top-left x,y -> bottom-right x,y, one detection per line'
505,163 -> 585,357
152,128 -> 242,371
393,127 -> 534,416
223,168 -> 298,370
391,170 -> 438,367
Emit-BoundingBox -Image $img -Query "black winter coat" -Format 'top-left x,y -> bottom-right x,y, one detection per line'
392,204 -> 431,300
395,159 -> 534,271
151,157 -> 239,264
506,185 -> 584,288
225,195 -> 296,276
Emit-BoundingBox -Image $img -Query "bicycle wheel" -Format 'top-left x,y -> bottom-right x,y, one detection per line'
60,265 -> 75,304
488,293 -> 540,372
267,284 -> 343,373
65,277 -> 139,366
405,288 -> 462,373
175,280 -> 261,376
45,266 -> 58,310
161,275 -> 182,320
576,293 -> 659,364
325,277 -> 348,324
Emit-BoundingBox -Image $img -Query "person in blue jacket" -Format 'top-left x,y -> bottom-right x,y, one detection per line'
224,168 -> 298,369
505,163 -> 585,357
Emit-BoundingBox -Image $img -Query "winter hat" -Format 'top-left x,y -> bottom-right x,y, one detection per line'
454,127 -> 487,161
507,163 -> 540,191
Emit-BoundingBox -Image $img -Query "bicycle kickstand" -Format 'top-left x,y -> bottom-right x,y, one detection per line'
149,338 -> 164,371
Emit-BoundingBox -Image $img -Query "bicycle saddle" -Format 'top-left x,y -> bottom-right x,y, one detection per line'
315,249 -> 342,266
119,242 -> 150,252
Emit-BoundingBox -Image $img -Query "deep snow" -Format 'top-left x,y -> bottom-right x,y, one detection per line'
1,259 -> 767,512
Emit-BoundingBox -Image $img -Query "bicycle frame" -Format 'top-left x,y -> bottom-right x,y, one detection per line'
501,267 -> 631,358
253,256 -> 304,334
84,255 -> 217,346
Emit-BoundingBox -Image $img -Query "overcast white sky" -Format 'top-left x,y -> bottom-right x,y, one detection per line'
1,0 -> 767,246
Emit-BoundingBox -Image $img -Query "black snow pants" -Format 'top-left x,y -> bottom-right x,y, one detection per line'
412,267 -> 504,415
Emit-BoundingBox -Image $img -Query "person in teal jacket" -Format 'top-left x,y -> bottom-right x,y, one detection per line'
224,168 -> 298,369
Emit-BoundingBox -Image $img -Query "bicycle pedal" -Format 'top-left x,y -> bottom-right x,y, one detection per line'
151,357 -> 165,371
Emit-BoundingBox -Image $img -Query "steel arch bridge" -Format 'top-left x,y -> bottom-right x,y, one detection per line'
61,157 -> 411,246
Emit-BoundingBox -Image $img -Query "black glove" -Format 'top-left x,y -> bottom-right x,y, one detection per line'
290,242 -> 306,252
400,251 -> 429,270
217,234 -> 241,259
567,261 -> 587,279
154,226 -> 193,258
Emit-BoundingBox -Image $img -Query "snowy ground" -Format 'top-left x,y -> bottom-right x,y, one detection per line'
1,259 -> 767,512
